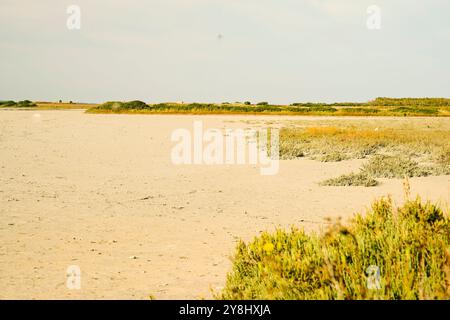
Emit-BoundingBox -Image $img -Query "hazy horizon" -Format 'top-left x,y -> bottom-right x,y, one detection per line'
1,0 -> 449,104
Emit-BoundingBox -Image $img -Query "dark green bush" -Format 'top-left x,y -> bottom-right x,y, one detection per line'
341,108 -> 380,114
94,100 -> 148,110
14,100 -> 36,107
0,100 -> 17,107
121,100 -> 148,109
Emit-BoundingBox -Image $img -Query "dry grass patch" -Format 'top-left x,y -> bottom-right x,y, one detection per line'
280,125 -> 449,186
280,126 -> 449,161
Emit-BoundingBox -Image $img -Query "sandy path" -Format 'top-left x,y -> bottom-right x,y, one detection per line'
0,110 -> 448,299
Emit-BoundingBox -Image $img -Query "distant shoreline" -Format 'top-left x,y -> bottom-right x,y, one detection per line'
1,97 -> 450,117
86,108 -> 450,117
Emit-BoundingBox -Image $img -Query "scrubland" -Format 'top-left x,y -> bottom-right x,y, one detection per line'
0,109 -> 448,300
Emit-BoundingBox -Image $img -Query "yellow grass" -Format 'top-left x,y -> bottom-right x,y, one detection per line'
36,102 -> 98,110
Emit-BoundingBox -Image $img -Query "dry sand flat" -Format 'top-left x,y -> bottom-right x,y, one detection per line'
0,110 -> 449,299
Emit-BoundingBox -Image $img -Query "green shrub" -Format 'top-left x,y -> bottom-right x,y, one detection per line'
219,197 -> 450,300
94,100 -> 148,111
257,102 -> 269,105
0,100 -> 36,107
307,106 -> 337,112
16,100 -> 36,107
0,100 -> 17,107
121,100 -> 148,109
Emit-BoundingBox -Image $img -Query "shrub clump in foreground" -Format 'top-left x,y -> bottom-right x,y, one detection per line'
219,198 -> 450,299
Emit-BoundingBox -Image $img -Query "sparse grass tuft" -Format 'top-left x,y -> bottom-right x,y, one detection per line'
320,172 -> 378,187
361,155 -> 430,179
219,197 -> 450,300
319,152 -> 349,162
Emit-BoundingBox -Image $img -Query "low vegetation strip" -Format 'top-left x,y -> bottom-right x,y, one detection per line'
86,98 -> 450,116
2,98 -> 450,115
219,197 -> 450,300
87,101 -> 341,115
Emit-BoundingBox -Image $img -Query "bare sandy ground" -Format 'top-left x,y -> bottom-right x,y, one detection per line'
0,110 -> 448,299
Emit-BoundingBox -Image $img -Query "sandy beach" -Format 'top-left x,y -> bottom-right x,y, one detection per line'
0,110 -> 448,299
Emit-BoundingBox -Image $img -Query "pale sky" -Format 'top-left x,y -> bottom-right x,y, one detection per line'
1,0 -> 449,104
